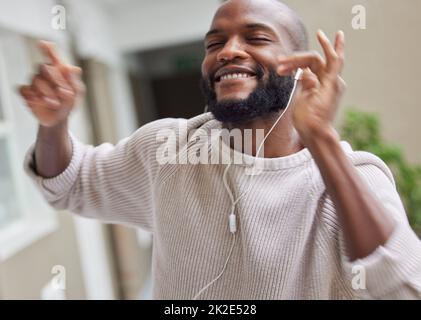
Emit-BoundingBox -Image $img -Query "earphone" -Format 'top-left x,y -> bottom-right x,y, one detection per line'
193,68 -> 303,300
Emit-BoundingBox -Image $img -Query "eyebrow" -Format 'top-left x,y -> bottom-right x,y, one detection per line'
205,23 -> 277,39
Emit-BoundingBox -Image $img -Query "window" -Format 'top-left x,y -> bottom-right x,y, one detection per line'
0,137 -> 21,228
0,40 -> 22,230
0,31 -> 57,260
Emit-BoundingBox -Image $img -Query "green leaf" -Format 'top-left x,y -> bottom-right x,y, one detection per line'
341,109 -> 421,236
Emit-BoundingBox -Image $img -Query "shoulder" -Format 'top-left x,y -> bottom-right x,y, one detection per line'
340,141 -> 396,188
316,141 -> 406,233
310,141 -> 396,195
126,112 -> 219,164
131,112 -> 218,143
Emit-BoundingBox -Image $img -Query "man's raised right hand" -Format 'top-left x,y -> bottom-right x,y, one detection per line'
19,41 -> 85,128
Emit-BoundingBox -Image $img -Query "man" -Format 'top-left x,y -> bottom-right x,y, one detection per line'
19,0 -> 421,299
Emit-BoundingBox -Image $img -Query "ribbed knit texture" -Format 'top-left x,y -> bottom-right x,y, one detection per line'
24,113 -> 421,299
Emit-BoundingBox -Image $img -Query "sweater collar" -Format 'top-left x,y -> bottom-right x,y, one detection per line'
203,116 -> 352,171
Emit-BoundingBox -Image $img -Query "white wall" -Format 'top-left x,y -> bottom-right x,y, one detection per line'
63,0 -> 120,66
283,0 -> 421,163
0,0 -> 64,41
112,0 -> 221,52
56,0 -> 138,139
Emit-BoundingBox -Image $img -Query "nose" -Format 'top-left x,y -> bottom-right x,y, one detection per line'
216,37 -> 248,62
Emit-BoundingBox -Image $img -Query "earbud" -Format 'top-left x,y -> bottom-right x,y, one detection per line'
295,68 -> 304,81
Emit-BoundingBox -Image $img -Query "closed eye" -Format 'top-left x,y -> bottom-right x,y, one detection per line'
248,38 -> 271,42
206,42 -> 224,50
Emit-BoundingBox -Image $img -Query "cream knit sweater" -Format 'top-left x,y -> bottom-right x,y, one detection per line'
24,113 -> 421,300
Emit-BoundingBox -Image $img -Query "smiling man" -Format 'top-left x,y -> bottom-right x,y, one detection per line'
20,0 -> 421,299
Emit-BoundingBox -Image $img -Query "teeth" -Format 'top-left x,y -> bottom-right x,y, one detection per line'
220,73 -> 252,81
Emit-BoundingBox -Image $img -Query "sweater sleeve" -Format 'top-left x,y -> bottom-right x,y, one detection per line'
339,152 -> 421,299
23,118 -> 181,232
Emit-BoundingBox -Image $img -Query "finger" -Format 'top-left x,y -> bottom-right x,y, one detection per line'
65,69 -> 85,95
334,31 -> 345,59
317,30 -> 340,75
39,64 -> 73,91
278,51 -> 326,79
19,85 -> 60,110
26,99 -> 50,110
58,65 -> 82,86
31,79 -> 60,109
19,86 -> 48,109
38,41 -> 84,96
334,31 -> 345,73
19,85 -> 37,100
39,64 -> 75,102
25,95 -> 61,111
32,75 -> 59,101
68,65 -> 82,76
300,68 -> 319,91
39,41 -> 64,66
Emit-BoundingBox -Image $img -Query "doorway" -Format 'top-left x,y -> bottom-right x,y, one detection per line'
128,41 -> 206,124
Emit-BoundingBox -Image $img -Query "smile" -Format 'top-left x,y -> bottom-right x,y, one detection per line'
219,73 -> 256,82
214,66 -> 257,83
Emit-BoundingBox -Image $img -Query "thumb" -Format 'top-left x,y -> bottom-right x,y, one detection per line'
300,68 -> 319,92
69,65 -> 82,75
59,64 -> 82,78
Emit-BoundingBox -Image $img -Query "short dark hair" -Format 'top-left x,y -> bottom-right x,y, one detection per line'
220,0 -> 309,52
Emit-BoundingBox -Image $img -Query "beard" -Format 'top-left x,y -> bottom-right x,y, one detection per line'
200,67 -> 295,124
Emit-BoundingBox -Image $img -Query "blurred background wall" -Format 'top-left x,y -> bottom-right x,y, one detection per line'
0,0 -> 419,299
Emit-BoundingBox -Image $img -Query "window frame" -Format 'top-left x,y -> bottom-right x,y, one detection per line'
0,30 -> 57,261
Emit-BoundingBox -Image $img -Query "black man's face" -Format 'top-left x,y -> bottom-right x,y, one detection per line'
201,0 -> 296,122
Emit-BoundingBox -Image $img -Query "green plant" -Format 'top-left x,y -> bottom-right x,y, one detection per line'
341,109 -> 421,235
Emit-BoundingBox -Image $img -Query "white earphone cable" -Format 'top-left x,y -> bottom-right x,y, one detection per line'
193,233 -> 236,300
193,69 -> 303,300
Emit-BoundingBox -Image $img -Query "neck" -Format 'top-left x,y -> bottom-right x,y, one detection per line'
223,109 -> 304,158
